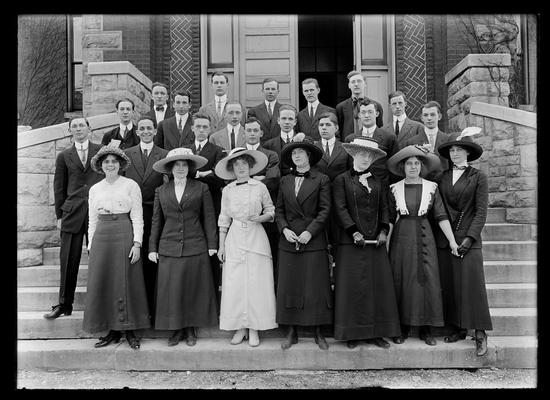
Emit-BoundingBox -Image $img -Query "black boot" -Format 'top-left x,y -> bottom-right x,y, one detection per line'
444,327 -> 467,343
419,326 -> 436,346
475,330 -> 488,356
168,329 -> 185,346
94,330 -> 121,348
314,326 -> 328,350
43,304 -> 73,319
392,324 -> 409,344
185,327 -> 197,346
125,330 -> 140,350
281,325 -> 298,350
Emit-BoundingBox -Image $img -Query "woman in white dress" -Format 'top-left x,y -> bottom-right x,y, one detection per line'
83,145 -> 150,350
215,147 -> 277,347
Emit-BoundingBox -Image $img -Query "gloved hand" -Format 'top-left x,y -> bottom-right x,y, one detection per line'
457,237 -> 473,256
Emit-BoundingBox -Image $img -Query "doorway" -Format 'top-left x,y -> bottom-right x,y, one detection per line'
297,15 -> 354,110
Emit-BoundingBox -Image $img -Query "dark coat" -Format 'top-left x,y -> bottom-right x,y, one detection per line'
296,103 -> 336,141
142,107 -> 176,128
275,169 -> 331,252
53,142 -> 103,233
101,125 -> 140,150
149,179 -> 218,257
312,140 -> 352,181
254,145 -> 281,202
154,114 -> 194,150
335,97 -> 384,141
123,144 -> 168,205
247,101 -> 282,143
383,117 -> 425,150
263,134 -> 314,177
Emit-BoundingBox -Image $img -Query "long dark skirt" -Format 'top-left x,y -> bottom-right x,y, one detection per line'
438,247 -> 493,330
155,253 -> 218,330
276,249 -> 333,326
334,244 -> 401,341
83,214 -> 151,334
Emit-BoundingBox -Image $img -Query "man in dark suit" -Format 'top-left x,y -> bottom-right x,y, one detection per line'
123,117 -> 168,322
403,100 -> 450,181
183,112 -> 225,306
247,78 -> 283,144
101,98 -> 140,150
296,78 -> 336,141
263,104 -> 309,176
44,117 -> 103,319
336,70 -> 384,142
383,90 -> 424,150
155,90 -> 194,150
313,112 -> 352,181
345,99 -> 396,188
142,82 -> 175,128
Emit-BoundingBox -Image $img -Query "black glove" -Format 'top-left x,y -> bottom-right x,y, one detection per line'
457,237 -> 473,256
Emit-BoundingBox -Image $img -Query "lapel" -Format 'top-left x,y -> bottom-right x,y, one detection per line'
180,116 -> 193,145
217,128 -> 230,150
70,145 -> 85,172
178,178 -> 193,210
314,141 -> 329,166
130,146 -> 146,179
143,145 -> 163,182
296,170 -> 317,206
452,166 -> 473,201
350,171 -> 373,196
434,130 -> 446,155
328,141 -> 345,166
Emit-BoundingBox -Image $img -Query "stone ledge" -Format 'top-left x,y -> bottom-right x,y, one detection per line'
471,102 -> 537,129
88,61 -> 152,90
445,53 -> 512,85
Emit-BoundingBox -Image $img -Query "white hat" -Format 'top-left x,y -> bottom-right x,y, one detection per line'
214,147 -> 268,180
152,147 -> 208,174
342,137 -> 387,160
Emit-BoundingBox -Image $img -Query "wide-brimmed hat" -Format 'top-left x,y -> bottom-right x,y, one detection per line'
152,147 -> 208,174
437,126 -> 484,162
214,147 -> 268,180
90,143 -> 131,174
281,138 -> 324,167
387,144 -> 442,177
342,136 -> 387,160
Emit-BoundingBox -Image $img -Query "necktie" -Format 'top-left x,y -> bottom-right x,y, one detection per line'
178,117 -> 183,134
324,141 -> 330,157
156,106 -> 164,112
122,126 -> 129,139
142,148 -> 148,166
428,134 -> 435,151
216,100 -> 222,117
267,103 -> 273,118
230,128 -> 236,150
236,181 -> 248,186
309,106 -> 314,120
197,144 -> 202,153
78,146 -> 87,166
395,120 -> 400,137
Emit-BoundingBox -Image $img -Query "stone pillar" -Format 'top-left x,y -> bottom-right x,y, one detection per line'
87,61 -> 152,120
445,53 -> 511,132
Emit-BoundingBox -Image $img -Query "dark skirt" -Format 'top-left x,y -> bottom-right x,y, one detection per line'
83,214 -> 151,334
388,215 -> 444,327
334,244 -> 401,340
155,253 -> 218,330
276,248 -> 333,326
438,247 -> 493,330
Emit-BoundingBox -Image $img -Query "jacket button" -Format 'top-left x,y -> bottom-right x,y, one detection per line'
180,240 -> 184,243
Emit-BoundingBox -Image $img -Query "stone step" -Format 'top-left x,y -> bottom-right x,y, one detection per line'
18,286 -> 87,312
486,283 -> 537,308
42,247 -> 88,265
18,265 -> 89,287
481,223 -> 534,241
483,241 -> 537,261
17,336 -> 537,370
487,208 -> 506,223
17,307 -> 537,340
483,261 -> 537,283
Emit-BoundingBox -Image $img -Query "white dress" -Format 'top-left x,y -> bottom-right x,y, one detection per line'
218,179 -> 278,331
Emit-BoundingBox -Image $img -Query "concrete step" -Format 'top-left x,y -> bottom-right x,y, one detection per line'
18,286 -> 87,312
18,265 -> 88,287
42,247 -> 88,265
487,208 -> 506,223
17,336 -> 537,370
483,261 -> 537,283
18,306 -> 537,340
481,223 -> 534,241
486,283 -> 537,308
483,241 -> 537,261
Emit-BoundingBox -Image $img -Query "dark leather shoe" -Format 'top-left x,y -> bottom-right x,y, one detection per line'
314,334 -> 329,350
475,331 -> 488,357
392,335 -> 405,344
125,330 -> 140,350
185,327 -> 196,346
43,304 -> 72,319
168,329 -> 184,347
94,330 -> 121,348
444,330 -> 467,343
346,340 -> 360,349
368,337 -> 391,349
419,327 -> 437,346
281,329 -> 298,350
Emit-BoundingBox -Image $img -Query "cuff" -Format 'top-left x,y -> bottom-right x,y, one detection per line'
345,224 -> 359,236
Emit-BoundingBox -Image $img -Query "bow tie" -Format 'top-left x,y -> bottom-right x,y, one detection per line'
292,170 -> 310,178
352,97 -> 364,105
156,106 -> 164,111
350,169 -> 371,176
453,165 -> 467,171
236,181 -> 249,186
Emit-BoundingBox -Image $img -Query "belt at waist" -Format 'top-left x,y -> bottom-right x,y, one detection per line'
398,214 -> 426,220
97,213 -> 130,221
232,218 -> 260,229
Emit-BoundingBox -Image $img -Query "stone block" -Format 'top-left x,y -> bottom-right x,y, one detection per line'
83,31 -> 122,49
462,96 -> 508,114
446,103 -> 462,119
91,74 -> 118,92
17,142 -> 55,159
17,158 -> 55,174
127,76 -> 149,103
507,177 -> 537,191
488,176 -> 507,192
506,208 -> 537,224
17,249 -> 42,267
17,174 -> 50,205
17,205 -> 57,231
465,114 -> 486,130
475,135 -> 493,151
516,126 -> 537,145
489,166 -> 506,177
55,137 -> 73,154
82,49 -> 103,63
18,230 -> 60,248
117,74 -> 128,90
520,144 -> 537,176
48,174 -> 55,205
449,82 -> 510,108
91,90 -> 129,106
506,165 -> 521,177
489,192 -> 516,208
445,53 -> 511,85
515,190 -> 537,208
486,119 -> 517,141
492,139 -> 519,156
83,14 -> 102,30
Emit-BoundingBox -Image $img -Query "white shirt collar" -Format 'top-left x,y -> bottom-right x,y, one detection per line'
362,125 -> 376,136
246,143 -> 260,150
195,139 -> 208,148
322,137 -> 336,146
75,140 -> 89,150
265,100 -> 276,108
215,94 -> 227,103
120,122 -> 133,132
227,124 -> 240,134
394,114 -> 407,123
174,178 -> 186,187
140,141 -> 154,151
177,112 -> 189,123
309,100 -> 320,110
425,127 -> 438,136
280,130 -> 294,141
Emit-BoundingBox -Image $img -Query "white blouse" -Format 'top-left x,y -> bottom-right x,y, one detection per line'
88,176 -> 143,249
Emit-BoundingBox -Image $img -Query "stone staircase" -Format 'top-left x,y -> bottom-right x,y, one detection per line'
17,208 -> 537,370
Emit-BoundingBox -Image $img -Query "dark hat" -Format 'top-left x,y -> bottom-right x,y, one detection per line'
90,144 -> 131,174
152,147 -> 208,174
437,126 -> 484,162
281,138 -> 324,167
387,144 -> 442,177
214,147 -> 268,180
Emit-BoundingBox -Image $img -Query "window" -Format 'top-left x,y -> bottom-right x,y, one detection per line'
68,15 -> 83,111
207,15 -> 234,68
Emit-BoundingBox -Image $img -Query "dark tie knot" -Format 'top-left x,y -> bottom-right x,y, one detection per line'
350,168 -> 370,176
453,165 -> 467,171
235,181 -> 248,186
292,170 -> 310,178
156,106 -> 164,112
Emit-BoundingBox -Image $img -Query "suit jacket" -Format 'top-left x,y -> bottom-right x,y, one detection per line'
54,142 -> 103,233
123,144 -> 169,205
383,117 -> 425,150
198,101 -> 247,133
263,134 -> 314,177
434,166 -> 488,249
296,103 -> 336,141
155,114 -> 194,150
209,125 -> 246,152
335,97 -> 384,142
143,107 -> 176,128
101,125 -> 140,150
403,129 -> 450,179
312,140 -> 352,181
149,179 -> 218,257
275,169 -> 331,252
254,145 -> 281,202
247,101 -> 282,143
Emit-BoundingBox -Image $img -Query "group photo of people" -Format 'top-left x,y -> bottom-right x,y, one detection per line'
46,69 -> 493,358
